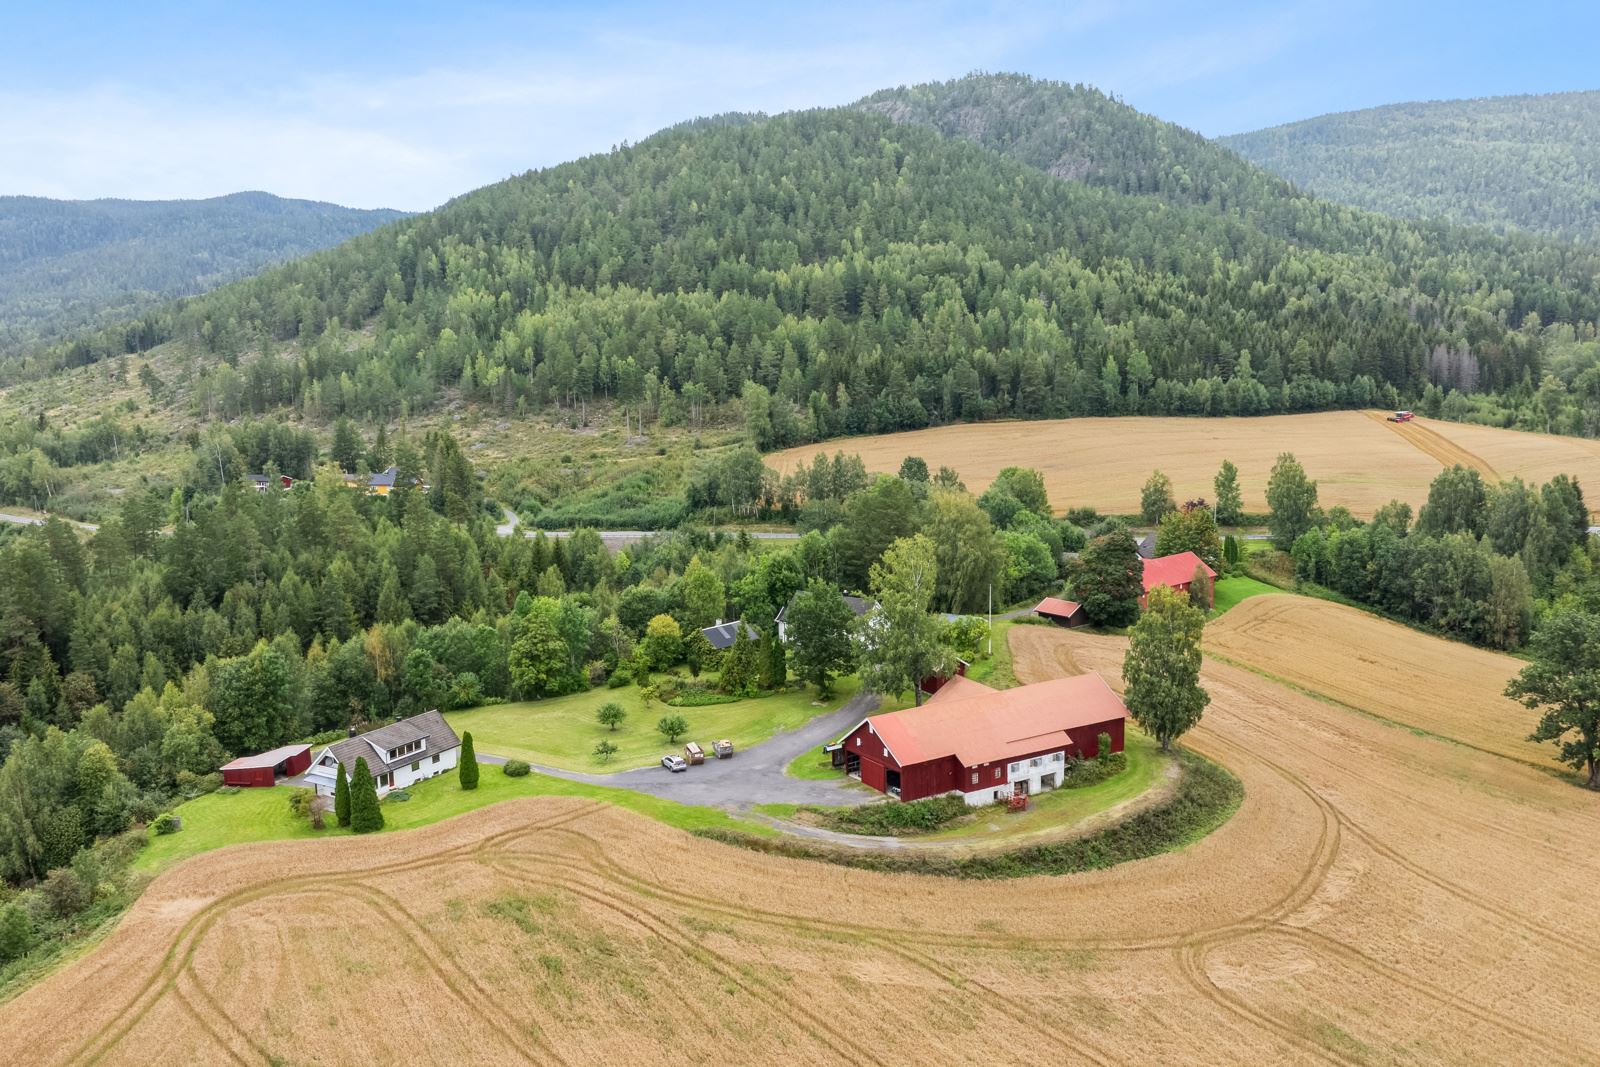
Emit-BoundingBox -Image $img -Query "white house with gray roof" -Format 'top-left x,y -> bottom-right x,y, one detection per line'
303,709 -> 462,797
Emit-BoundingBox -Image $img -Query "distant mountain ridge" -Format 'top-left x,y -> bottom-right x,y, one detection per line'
1220,90 -> 1600,242
0,191 -> 408,355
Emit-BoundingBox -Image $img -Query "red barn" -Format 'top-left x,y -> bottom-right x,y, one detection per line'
833,673 -> 1127,806
1033,596 -> 1088,627
1140,551 -> 1217,609
221,744 -> 312,788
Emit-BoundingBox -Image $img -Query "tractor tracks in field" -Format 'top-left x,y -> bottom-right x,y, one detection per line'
67,803 -> 607,1067
1363,410 -> 1500,481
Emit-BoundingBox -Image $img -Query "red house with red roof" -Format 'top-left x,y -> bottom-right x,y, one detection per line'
831,673 -> 1128,805
1140,551 -> 1216,609
1033,596 -> 1087,627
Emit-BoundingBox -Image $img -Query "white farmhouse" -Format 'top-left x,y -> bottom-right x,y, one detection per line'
303,710 -> 462,797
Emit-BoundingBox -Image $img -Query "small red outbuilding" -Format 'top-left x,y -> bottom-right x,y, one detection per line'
1034,596 -> 1088,627
221,744 -> 313,788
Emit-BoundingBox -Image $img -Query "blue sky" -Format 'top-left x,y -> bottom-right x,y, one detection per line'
4,0 -> 1597,211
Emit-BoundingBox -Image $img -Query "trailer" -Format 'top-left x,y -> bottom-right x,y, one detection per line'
712,739 -> 734,759
683,741 -> 706,765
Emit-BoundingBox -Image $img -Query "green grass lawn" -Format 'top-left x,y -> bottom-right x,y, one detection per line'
446,676 -> 860,773
137,765 -> 773,875
1211,574 -> 1282,615
917,728 -> 1168,844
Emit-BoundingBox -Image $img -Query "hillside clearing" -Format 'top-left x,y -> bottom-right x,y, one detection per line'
769,410 -> 1600,518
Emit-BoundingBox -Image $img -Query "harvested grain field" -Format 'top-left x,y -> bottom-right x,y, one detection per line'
1202,595 -> 1550,767
8,618 -> 1600,1066
769,410 -> 1600,518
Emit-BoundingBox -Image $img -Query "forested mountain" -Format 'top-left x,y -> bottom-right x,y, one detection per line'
0,192 -> 407,356
1221,91 -> 1600,244
20,78 -> 1600,448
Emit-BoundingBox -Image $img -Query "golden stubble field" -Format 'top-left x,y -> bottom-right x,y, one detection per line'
769,409 -> 1600,518
7,604 -> 1600,1066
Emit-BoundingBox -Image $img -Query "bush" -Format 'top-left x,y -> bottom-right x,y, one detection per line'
41,868 -> 91,918
606,667 -> 632,688
174,770 -> 222,798
384,789 -> 412,802
593,740 -> 618,764
1065,506 -> 1100,526
287,787 -> 318,820
215,785 -> 241,796
150,813 -> 181,836
503,760 -> 531,777
0,904 -> 33,963
1063,752 -> 1127,788
811,795 -> 971,836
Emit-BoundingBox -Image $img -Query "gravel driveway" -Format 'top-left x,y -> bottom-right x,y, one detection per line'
478,689 -> 880,809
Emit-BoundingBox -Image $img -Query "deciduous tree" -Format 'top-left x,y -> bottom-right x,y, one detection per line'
1505,607 -> 1600,789
1266,452 -> 1320,550
858,535 -> 953,706
785,580 -> 857,697
1122,586 -> 1209,751
1069,530 -> 1144,627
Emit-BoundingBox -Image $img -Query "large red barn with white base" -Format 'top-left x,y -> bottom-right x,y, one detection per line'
833,673 -> 1127,805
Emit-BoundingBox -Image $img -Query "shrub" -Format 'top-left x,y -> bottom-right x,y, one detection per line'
0,904 -> 33,963
384,789 -> 412,802
606,668 -> 631,689
593,740 -> 619,764
503,760 -> 531,777
151,813 -> 181,836
41,867 -> 91,918
287,787 -> 317,820
1066,506 -> 1100,526
813,795 -> 971,836
174,770 -> 222,798
1097,732 -> 1114,761
215,785 -> 241,796
459,733 -> 480,790
1064,751 -> 1127,789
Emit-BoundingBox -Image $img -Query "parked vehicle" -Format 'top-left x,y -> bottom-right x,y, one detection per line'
712,739 -> 734,759
661,754 -> 688,773
683,741 -> 705,765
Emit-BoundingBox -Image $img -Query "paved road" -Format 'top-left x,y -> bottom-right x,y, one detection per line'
477,689 -> 879,809
0,511 -> 98,532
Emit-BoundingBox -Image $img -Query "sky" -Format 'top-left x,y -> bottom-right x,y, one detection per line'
4,0 -> 1598,212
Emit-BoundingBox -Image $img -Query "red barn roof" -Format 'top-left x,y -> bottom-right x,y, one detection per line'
1142,551 -> 1216,594
859,674 -> 1127,768
221,743 -> 312,771
1034,596 -> 1083,619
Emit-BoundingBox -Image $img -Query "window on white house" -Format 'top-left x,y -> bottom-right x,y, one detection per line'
411,761 -> 420,772
432,754 -> 440,764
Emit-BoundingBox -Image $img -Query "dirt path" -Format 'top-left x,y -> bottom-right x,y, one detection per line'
7,621 -> 1600,1064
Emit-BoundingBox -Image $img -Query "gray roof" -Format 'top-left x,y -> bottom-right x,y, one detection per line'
310,710 -> 459,780
369,466 -> 399,488
701,619 -> 760,650
776,592 -> 874,625
1136,533 -> 1158,559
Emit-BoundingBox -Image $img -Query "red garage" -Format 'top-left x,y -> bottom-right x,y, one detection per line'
221,744 -> 313,788
832,673 -> 1127,805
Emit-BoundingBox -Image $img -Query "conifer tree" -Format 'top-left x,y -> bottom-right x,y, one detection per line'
349,757 -> 384,833
459,732 -> 479,790
334,761 -> 351,827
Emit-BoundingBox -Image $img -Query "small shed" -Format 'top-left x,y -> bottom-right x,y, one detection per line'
221,744 -> 313,788
1034,596 -> 1088,628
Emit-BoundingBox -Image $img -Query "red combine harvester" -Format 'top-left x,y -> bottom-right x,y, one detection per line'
1387,410 -> 1415,422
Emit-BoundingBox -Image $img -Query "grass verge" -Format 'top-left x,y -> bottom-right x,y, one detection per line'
696,748 -> 1241,878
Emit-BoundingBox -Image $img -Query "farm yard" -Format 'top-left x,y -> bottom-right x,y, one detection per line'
9,607 -> 1600,1065
444,679 -> 860,772
768,410 -> 1600,519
